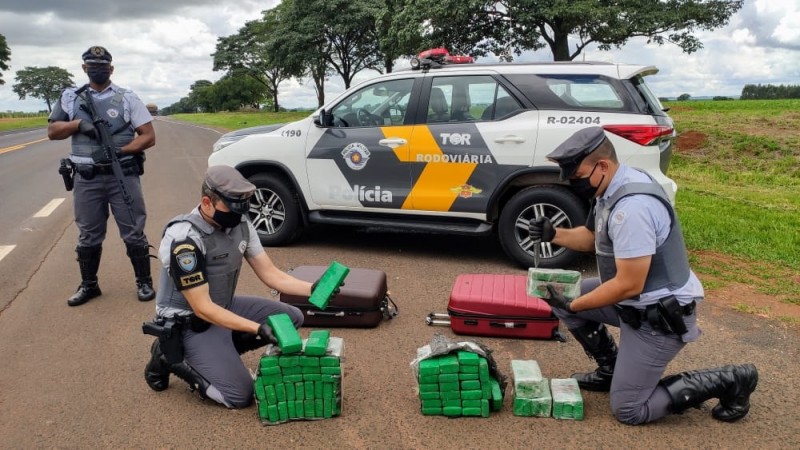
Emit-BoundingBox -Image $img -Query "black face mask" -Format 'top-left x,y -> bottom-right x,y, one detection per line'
212,207 -> 242,229
569,163 -> 604,201
87,67 -> 111,85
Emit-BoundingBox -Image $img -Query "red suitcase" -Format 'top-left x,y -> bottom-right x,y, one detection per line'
427,274 -> 562,340
281,265 -> 397,328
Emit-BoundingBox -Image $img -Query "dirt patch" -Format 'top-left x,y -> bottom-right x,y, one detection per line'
694,250 -> 800,327
675,131 -> 707,153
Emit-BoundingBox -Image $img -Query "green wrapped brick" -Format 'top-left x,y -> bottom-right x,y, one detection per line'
527,268 -> 581,299
419,392 -> 440,400
439,382 -> 460,392
461,380 -> 481,390
422,399 -> 442,408
422,406 -> 443,416
443,406 -> 462,417
438,373 -> 459,383
323,398 -> 333,418
266,385 -> 277,404
314,381 -> 324,399
441,390 -> 461,401
261,365 -> 281,376
419,374 -> 438,384
305,400 -> 316,418
295,382 -> 305,400
438,354 -> 459,374
286,383 -> 295,401
304,381 -> 314,400
279,356 -> 300,367
287,400 -> 297,419
419,358 -> 440,376
275,383 -> 286,402
267,313 -> 303,354
308,261 -> 349,310
321,366 -> 341,375
295,399 -> 305,417
459,365 -> 479,374
457,351 -> 480,366
490,377 -> 504,411
459,373 -> 479,381
551,378 -> 584,420
304,373 -> 322,381
284,374 -> 303,383
300,356 -> 320,367
315,399 -> 324,417
319,356 -> 340,367
278,402 -> 288,421
305,330 -> 330,356
461,390 -> 482,400
267,404 -> 279,422
443,399 -> 461,408
323,382 -> 334,400
260,356 -> 279,368
462,399 -> 481,408
282,366 -> 302,375
258,401 -> 269,419
512,360 -> 548,399
481,399 -> 490,417
462,407 -> 482,416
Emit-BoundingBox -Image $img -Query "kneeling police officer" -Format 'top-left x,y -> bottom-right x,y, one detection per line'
144,166 -> 334,408
530,127 -> 758,425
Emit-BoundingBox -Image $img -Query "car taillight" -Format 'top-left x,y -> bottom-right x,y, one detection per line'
603,125 -> 673,146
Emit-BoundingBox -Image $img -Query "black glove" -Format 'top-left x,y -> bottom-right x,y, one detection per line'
78,119 -> 97,139
256,324 -> 277,345
529,216 -> 555,243
543,284 -> 573,312
311,278 -> 343,297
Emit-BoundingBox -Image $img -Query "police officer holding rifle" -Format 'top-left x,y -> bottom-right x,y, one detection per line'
48,45 -> 156,306
530,127 -> 758,425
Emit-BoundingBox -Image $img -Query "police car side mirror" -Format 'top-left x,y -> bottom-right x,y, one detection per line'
313,109 -> 332,128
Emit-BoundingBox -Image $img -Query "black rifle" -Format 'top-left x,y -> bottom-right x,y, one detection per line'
75,83 -> 135,224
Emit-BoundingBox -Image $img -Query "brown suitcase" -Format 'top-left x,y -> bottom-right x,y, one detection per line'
281,266 -> 398,328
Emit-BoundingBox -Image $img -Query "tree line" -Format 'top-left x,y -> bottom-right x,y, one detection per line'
0,1 -> 744,113
740,84 -> 800,100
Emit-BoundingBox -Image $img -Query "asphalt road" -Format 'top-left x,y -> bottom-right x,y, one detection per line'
0,119 -> 798,449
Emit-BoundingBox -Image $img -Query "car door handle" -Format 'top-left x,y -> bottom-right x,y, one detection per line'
494,135 -> 526,144
378,138 -> 408,148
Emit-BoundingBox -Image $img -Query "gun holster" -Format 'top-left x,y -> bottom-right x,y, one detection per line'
58,158 -> 75,191
142,317 -> 184,364
657,295 -> 689,336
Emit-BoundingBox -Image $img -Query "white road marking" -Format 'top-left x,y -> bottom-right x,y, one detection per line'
0,245 -> 15,262
33,198 -> 66,218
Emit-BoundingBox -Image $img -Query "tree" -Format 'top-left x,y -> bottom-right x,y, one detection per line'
0,34 -> 10,85
12,66 -> 74,112
395,0 -> 744,61
677,93 -> 691,101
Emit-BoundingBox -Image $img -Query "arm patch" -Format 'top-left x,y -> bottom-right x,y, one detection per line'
169,237 -> 207,291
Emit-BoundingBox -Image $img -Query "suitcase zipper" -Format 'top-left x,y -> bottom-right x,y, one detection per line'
446,308 -> 557,323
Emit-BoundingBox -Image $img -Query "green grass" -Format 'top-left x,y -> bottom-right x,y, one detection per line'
0,115 -> 49,131
170,111 -> 311,131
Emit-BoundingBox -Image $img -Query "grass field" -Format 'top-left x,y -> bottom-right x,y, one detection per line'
0,115 -> 48,132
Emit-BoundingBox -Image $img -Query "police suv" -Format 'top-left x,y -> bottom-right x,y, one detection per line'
209,49 -> 676,268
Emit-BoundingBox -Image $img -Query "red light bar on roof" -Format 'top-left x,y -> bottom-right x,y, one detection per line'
603,125 -> 673,146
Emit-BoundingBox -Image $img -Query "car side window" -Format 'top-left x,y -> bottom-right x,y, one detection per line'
331,79 -> 414,128
505,74 -> 629,111
427,76 -> 522,123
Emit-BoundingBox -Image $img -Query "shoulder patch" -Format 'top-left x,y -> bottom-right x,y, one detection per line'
613,210 -> 626,225
169,238 -> 207,291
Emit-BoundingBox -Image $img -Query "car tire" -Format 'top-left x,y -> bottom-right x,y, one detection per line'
498,185 -> 589,269
247,173 -> 304,246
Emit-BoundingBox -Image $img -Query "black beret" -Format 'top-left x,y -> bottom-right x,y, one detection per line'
82,46 -> 112,64
546,127 -> 607,180
203,166 -> 256,214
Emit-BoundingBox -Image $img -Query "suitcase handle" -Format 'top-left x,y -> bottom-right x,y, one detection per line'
489,321 -> 527,329
426,313 -> 450,326
307,310 -> 346,317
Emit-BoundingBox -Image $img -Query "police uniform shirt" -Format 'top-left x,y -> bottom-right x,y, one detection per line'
48,83 -> 153,164
597,164 -> 704,306
155,207 -> 264,318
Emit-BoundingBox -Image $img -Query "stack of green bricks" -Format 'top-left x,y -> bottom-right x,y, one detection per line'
254,317 -> 343,424
526,268 -> 582,299
512,360 -> 584,420
512,360 -> 552,417
417,351 -> 504,417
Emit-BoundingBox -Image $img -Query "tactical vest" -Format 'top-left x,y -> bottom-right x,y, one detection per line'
155,213 -> 249,315
595,178 -> 690,303
71,89 -> 135,162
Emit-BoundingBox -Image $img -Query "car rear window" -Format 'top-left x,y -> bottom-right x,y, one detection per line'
504,74 -> 637,113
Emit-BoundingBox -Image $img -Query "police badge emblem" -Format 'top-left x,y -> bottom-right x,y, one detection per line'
177,251 -> 197,273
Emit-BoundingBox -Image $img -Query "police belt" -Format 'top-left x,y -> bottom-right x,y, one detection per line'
615,299 -> 696,334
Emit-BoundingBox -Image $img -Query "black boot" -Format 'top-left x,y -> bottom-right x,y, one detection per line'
569,322 -> 618,392
232,331 -> 270,355
67,245 -> 103,307
169,361 -> 211,400
661,364 -> 758,422
144,339 -> 170,391
126,243 -> 156,301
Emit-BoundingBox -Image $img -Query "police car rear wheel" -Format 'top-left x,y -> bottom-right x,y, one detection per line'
498,185 -> 587,269
247,173 -> 303,246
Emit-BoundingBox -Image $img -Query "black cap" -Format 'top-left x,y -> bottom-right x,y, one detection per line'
82,46 -> 112,64
203,166 -> 256,214
546,127 -> 607,180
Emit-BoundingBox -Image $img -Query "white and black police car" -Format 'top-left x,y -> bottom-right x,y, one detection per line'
209,48 -> 677,268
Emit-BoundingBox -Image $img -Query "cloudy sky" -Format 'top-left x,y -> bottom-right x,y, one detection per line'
1,0 -> 798,113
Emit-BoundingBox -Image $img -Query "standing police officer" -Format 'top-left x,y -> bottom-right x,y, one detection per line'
48,46 -> 156,306
144,166 -> 336,408
530,127 -> 758,425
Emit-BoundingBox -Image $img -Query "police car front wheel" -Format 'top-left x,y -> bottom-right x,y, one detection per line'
247,173 -> 304,246
498,185 -> 588,269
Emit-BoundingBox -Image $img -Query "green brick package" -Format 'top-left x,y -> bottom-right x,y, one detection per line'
527,268 -> 581,300
308,261 -> 349,310
411,335 -> 507,418
551,378 -> 584,420
512,360 -> 551,418
254,330 -> 344,425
